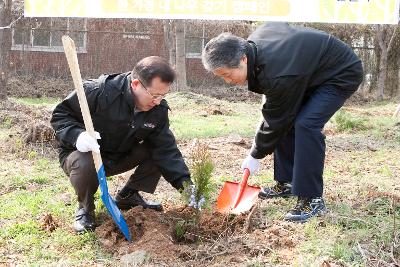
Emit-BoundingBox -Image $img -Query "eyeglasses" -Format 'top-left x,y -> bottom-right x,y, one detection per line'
138,79 -> 167,101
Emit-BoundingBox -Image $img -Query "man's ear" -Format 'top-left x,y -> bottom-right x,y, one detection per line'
242,55 -> 248,64
131,79 -> 140,90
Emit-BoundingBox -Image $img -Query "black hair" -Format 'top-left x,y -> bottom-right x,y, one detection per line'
132,56 -> 175,86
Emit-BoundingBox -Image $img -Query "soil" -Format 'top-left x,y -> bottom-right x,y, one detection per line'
0,99 -> 52,127
188,85 -> 262,103
7,76 -> 73,98
0,100 -> 57,158
40,213 -> 59,232
95,205 -> 248,265
94,202 -> 306,266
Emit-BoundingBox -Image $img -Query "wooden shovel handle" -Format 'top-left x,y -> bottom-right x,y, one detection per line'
61,35 -> 102,171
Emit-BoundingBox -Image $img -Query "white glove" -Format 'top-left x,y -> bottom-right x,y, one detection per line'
241,154 -> 260,175
76,131 -> 101,153
187,185 -> 206,211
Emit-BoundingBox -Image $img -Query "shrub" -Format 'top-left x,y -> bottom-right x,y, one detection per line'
179,141 -> 215,237
182,141 -> 214,211
334,110 -> 369,132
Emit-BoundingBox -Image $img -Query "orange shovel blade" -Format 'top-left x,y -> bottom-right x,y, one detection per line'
216,181 -> 261,214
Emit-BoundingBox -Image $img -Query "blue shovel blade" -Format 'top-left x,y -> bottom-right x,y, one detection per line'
97,165 -> 132,242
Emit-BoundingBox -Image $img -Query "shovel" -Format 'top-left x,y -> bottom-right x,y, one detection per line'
62,36 -> 132,242
216,168 -> 261,214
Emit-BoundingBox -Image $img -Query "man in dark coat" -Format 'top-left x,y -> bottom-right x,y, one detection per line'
202,22 -> 363,222
51,56 -> 192,232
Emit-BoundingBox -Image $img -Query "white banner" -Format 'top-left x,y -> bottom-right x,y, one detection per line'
25,0 -> 400,24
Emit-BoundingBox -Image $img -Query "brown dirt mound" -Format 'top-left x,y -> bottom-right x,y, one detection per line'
95,205 -> 247,264
0,99 -> 50,124
40,213 -> 59,232
0,100 -> 57,158
188,85 -> 261,103
7,76 -> 73,98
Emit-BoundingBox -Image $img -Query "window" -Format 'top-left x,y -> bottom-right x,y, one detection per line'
185,23 -> 209,59
122,19 -> 151,40
12,18 -> 87,53
185,37 -> 203,58
123,19 -> 151,34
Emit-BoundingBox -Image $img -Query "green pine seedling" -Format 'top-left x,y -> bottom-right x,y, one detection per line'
182,142 -> 214,223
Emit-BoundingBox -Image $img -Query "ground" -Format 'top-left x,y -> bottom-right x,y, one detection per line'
0,89 -> 399,266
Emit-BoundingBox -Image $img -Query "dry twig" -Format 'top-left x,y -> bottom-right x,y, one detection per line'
243,202 -> 258,233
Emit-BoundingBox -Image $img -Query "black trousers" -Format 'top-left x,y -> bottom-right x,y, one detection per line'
62,144 -> 161,212
273,85 -> 355,197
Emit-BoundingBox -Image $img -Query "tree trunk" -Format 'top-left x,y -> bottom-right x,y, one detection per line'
175,20 -> 187,91
0,0 -> 12,100
375,25 -> 398,101
370,47 -> 380,95
394,63 -> 400,116
397,53 -> 400,97
163,20 -> 176,67
359,33 -> 368,96
377,48 -> 387,101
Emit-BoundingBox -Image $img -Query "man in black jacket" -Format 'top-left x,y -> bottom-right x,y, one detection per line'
51,56 -> 192,232
202,22 -> 363,222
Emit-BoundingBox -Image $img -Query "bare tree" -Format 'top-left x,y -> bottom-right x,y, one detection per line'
398,55 -> 400,95
175,19 -> 187,91
394,55 -> 400,117
0,0 -> 12,100
163,20 -> 176,67
375,25 -> 398,101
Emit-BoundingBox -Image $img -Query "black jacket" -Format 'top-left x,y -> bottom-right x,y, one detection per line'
51,72 -> 190,186
246,22 -> 363,159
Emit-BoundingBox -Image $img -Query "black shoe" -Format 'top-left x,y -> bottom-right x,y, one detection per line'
73,208 -> 96,233
258,182 -> 293,199
284,197 -> 327,223
115,190 -> 163,211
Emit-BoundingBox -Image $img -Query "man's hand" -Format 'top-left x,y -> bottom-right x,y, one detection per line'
187,185 -> 206,211
241,154 -> 260,175
76,131 -> 101,153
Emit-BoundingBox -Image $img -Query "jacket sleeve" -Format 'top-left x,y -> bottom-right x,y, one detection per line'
146,111 -> 191,190
50,84 -> 100,148
250,75 -> 309,159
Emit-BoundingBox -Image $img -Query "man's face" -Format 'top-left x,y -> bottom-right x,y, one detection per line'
131,76 -> 170,111
212,56 -> 248,85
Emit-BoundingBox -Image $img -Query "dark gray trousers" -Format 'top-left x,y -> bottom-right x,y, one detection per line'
62,144 -> 161,212
273,85 -> 353,197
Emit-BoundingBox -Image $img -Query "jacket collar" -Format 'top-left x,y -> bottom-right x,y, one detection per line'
124,74 -> 137,111
246,41 -> 264,94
